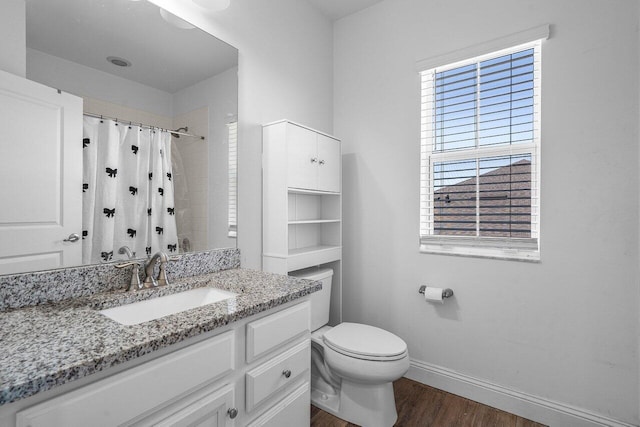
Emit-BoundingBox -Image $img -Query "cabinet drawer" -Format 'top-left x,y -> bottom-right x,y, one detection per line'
16,332 -> 234,427
246,301 -> 310,362
247,382 -> 310,427
246,340 -> 310,412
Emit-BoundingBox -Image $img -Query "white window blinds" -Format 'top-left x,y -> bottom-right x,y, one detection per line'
419,39 -> 543,260
227,121 -> 237,238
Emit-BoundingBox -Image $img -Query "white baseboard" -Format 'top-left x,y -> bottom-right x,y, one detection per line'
406,359 -> 636,427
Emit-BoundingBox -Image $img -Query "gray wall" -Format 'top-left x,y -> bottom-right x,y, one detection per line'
151,0 -> 335,269
0,0 -> 25,77
334,0 -> 639,424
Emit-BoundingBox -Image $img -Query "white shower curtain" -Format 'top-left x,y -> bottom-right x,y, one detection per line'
82,117 -> 179,263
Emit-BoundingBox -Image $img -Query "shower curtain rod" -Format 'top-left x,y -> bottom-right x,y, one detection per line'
83,113 -> 206,140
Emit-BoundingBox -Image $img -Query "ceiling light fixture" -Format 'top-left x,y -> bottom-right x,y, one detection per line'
191,0 -> 230,12
107,56 -> 132,67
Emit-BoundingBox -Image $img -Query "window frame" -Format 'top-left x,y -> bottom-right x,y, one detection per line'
419,39 -> 543,262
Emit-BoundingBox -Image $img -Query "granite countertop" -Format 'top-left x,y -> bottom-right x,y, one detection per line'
0,268 -> 321,406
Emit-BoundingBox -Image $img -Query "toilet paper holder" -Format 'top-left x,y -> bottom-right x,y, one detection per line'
418,286 -> 454,299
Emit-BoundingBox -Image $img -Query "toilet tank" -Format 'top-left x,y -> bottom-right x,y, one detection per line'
289,267 -> 333,331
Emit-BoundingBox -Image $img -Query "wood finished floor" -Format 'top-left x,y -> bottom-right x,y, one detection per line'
310,377 -> 546,427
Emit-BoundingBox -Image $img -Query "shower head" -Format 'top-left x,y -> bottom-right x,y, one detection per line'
171,127 -> 188,138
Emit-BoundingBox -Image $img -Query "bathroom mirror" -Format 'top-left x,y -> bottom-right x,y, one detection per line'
3,0 -> 238,275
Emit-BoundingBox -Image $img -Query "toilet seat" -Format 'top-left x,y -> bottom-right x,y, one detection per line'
323,323 -> 408,362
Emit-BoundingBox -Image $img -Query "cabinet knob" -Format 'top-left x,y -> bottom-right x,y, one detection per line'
319,159 -> 325,165
310,157 -> 318,163
282,369 -> 292,378
227,407 -> 238,419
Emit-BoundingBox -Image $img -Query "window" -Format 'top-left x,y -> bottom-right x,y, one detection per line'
419,37 -> 544,261
227,121 -> 237,238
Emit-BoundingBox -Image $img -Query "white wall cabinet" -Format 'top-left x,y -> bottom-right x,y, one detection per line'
10,301 -> 312,427
263,120 -> 342,325
286,123 -> 340,193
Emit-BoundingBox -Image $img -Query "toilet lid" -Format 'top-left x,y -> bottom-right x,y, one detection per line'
323,323 -> 407,361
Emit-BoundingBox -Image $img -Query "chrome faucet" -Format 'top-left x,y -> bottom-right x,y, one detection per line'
143,252 -> 170,288
118,246 -> 135,260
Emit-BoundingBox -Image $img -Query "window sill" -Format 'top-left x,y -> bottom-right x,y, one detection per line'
419,238 -> 540,262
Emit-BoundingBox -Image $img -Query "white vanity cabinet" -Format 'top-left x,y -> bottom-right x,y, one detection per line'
11,301 -> 312,427
244,302 -> 312,426
263,120 -> 342,326
16,331 -> 236,427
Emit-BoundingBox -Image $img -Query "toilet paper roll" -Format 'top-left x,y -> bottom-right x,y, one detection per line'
424,287 -> 444,304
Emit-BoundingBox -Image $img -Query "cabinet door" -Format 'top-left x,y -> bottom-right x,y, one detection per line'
286,124 -> 317,191
316,134 -> 341,193
16,332 -> 234,427
144,384 -> 235,427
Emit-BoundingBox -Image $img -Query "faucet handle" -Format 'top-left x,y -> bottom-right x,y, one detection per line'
115,261 -> 143,291
157,264 -> 169,286
154,254 -> 179,287
114,261 -> 138,268
157,255 -> 173,287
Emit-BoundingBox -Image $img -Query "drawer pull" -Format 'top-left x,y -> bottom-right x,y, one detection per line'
227,407 -> 238,419
282,369 -> 292,378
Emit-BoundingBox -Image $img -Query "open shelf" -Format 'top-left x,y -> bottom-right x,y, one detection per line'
288,191 -> 340,223
287,245 -> 342,272
288,222 -> 340,250
288,187 -> 340,196
288,219 -> 340,225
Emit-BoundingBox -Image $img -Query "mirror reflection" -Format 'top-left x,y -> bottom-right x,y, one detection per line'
8,0 -> 238,274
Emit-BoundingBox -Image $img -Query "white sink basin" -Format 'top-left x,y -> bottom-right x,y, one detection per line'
99,287 -> 238,326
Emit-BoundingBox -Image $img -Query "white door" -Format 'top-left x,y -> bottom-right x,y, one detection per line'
0,70 -> 83,274
286,123 -> 317,191
316,134 -> 341,193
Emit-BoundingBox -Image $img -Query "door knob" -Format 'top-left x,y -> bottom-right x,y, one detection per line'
227,407 -> 238,419
63,233 -> 80,243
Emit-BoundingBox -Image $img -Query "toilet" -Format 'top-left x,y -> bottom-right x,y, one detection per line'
291,267 -> 409,427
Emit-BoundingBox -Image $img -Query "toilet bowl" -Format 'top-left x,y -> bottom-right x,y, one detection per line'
290,268 -> 409,427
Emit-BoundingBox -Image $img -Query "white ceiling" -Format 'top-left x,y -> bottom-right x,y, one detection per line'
306,0 -> 385,21
24,0 -> 381,94
26,0 -> 238,94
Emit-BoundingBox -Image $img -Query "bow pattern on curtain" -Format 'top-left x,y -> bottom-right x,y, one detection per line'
82,117 -> 179,264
